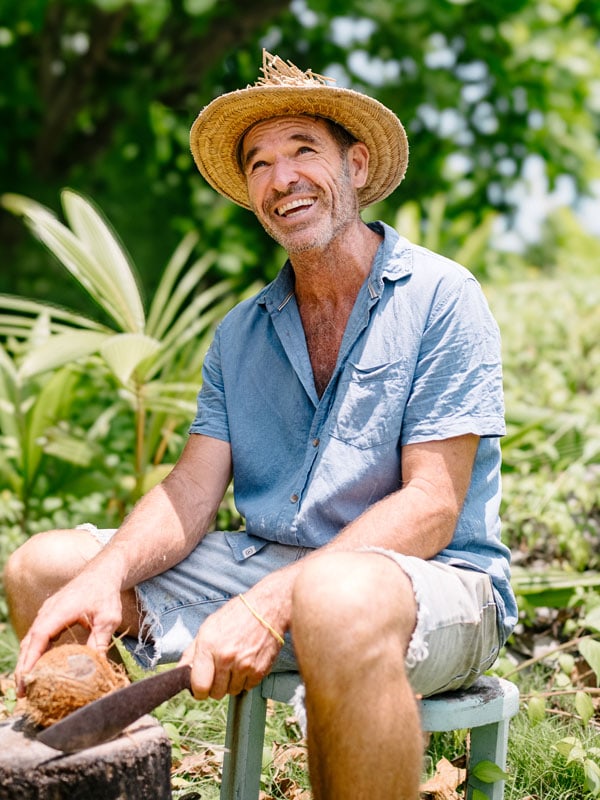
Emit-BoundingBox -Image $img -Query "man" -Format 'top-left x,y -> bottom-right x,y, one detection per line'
5,51 -> 516,799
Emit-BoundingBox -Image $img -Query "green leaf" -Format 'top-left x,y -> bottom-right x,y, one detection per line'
41,427 -> 99,467
575,690 -> 595,726
19,332 -> 111,378
471,790 -> 489,800
470,760 -> 509,783
3,192 -> 144,333
0,294 -> 110,336
584,759 -> 600,796
145,230 -> 201,337
99,333 -> 161,385
527,695 -> 547,724
558,653 -> 575,675
583,606 -> 600,634
555,736 -> 586,763
61,190 -> 145,332
579,639 -> 600,683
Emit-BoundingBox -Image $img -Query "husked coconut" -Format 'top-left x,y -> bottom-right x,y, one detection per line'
24,643 -> 129,727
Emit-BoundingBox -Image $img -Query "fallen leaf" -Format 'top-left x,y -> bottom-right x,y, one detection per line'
171,746 -> 224,778
420,756 -> 466,799
272,741 -> 308,771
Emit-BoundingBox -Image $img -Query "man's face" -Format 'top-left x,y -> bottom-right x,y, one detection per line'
240,116 -> 368,255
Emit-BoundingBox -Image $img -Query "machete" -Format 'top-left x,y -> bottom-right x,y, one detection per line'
37,663 -> 192,753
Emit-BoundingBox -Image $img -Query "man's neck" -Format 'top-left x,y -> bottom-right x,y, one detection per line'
291,220 -> 382,308
289,220 -> 383,397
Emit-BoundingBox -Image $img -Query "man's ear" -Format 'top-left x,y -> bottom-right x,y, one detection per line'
347,142 -> 370,190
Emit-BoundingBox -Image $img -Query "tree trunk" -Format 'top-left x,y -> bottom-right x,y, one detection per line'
0,714 -> 172,799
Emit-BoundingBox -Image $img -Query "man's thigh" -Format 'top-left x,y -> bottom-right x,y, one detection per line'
366,549 -> 500,697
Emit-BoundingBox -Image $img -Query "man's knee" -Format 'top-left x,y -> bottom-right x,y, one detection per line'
292,550 -> 417,657
5,529 -> 100,583
4,529 -> 101,631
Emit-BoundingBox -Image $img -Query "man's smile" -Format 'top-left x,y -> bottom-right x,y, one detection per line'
274,197 -> 316,217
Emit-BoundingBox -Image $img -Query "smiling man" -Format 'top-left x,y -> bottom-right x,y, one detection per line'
6,51 -> 516,799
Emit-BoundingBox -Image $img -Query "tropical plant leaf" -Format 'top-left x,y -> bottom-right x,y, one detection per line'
24,367 -> 80,489
18,331 -> 112,378
0,345 -> 19,440
2,192 -> 142,333
0,293 -> 111,334
146,230 -> 202,336
99,333 -> 162,385
40,426 -> 100,467
61,189 -> 146,333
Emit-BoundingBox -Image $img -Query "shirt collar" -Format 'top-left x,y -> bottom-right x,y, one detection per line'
366,221 -> 413,299
257,220 -> 413,311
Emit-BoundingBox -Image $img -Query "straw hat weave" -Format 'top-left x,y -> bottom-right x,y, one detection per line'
190,51 -> 409,210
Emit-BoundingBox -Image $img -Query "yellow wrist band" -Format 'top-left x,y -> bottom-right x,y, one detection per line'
238,593 -> 285,646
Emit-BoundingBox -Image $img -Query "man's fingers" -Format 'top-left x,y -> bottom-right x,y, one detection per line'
85,626 -> 115,654
189,648 -> 216,701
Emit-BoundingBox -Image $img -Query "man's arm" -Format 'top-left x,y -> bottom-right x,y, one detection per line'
101,433 -> 233,587
16,434 -> 232,683
330,433 -> 479,556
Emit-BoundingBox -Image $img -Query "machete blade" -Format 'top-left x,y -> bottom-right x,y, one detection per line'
37,663 -> 192,753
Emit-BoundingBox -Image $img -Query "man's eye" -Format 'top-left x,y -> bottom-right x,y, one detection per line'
297,146 -> 315,155
250,160 -> 267,172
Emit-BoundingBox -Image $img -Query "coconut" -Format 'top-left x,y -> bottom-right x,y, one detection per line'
24,643 -> 129,727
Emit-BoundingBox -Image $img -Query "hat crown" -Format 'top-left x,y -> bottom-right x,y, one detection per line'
255,50 -> 333,89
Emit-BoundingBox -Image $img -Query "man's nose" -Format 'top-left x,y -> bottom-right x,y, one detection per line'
270,156 -> 299,192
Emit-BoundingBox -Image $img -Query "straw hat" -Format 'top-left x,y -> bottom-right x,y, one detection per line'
190,50 -> 409,210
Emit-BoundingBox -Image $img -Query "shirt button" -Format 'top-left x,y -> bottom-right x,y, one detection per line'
312,438 -> 320,447
290,493 -> 299,503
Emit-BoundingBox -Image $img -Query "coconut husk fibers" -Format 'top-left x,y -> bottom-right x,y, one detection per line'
24,643 -> 129,727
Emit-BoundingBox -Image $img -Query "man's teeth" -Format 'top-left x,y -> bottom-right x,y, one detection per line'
276,198 -> 315,216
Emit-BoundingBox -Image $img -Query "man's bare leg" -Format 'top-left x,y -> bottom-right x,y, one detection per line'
292,551 -> 423,800
3,529 -> 139,644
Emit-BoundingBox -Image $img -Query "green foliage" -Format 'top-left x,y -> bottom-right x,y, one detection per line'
0,189 -> 240,514
506,711 -> 600,799
1,0 -> 599,304
489,214 -> 600,572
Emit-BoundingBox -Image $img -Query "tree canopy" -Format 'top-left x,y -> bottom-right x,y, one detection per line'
1,0 -> 599,299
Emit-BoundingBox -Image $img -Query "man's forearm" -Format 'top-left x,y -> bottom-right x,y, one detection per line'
77,434 -> 232,593
250,435 -> 478,635
89,481 -> 211,591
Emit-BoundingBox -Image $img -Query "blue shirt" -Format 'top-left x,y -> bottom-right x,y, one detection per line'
190,222 -> 517,643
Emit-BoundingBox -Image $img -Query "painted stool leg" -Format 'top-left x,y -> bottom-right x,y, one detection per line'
466,719 -> 510,800
220,686 -> 268,800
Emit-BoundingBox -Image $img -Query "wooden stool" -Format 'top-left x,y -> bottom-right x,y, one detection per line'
220,672 -> 519,800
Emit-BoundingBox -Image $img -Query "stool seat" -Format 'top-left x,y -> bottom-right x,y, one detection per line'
220,672 -> 519,800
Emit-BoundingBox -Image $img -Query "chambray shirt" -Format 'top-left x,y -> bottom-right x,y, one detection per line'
190,222 -> 517,643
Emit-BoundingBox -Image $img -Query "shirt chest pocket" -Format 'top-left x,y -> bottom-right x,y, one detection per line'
329,360 -> 410,449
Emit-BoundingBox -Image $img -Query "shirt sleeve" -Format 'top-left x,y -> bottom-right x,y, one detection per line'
189,324 -> 231,442
400,276 -> 505,445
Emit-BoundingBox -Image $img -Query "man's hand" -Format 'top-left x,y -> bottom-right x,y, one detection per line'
182,593 -> 285,700
15,572 -> 123,696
